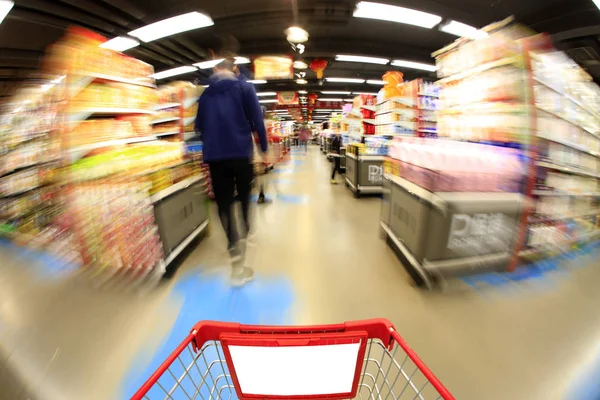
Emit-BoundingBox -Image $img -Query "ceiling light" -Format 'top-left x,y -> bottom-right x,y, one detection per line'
353,1 -> 442,29
390,59 -> 437,72
293,61 -> 308,69
259,99 -> 278,103
353,92 -> 378,95
344,99 -> 354,102
440,20 -> 488,40
0,1 -> 13,26
194,59 -> 224,69
248,80 -> 267,84
335,55 -> 389,65
234,56 -> 251,64
320,98 -> 345,102
150,66 -> 197,80
366,80 -> 386,85
285,26 -> 309,43
296,78 -> 308,84
129,11 -> 214,42
326,77 -> 365,84
315,109 -> 333,112
298,90 -> 307,94
99,36 -> 140,52
321,91 -> 351,95
257,92 -> 277,96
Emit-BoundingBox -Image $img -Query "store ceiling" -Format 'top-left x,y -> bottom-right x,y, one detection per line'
1,0 -> 600,107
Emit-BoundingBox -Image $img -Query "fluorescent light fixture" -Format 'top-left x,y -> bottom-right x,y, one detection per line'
315,109 -> 333,112
344,99 -> 354,102
293,61 -> 308,69
335,55 -> 389,65
353,92 -> 378,95
194,59 -> 224,69
391,59 -> 437,72
248,80 -> 267,84
129,11 -> 214,42
353,1 -> 442,29
150,66 -> 197,80
440,20 -> 488,39
235,56 -> 251,64
99,36 -> 140,52
259,99 -> 278,103
257,92 -> 277,96
298,90 -> 308,94
296,78 -> 308,84
366,80 -> 386,85
320,98 -> 345,102
326,77 -> 365,84
0,1 -> 13,26
321,91 -> 351,95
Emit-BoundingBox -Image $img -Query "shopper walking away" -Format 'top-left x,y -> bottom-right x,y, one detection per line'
195,58 -> 268,286
330,133 -> 343,184
299,124 -> 310,154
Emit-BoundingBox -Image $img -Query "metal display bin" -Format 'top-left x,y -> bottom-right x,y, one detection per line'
345,153 -> 384,197
380,173 -> 527,288
153,179 -> 209,268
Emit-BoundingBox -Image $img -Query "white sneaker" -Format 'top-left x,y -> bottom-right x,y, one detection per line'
231,267 -> 254,287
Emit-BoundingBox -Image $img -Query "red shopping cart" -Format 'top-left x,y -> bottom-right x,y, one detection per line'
131,319 -> 454,400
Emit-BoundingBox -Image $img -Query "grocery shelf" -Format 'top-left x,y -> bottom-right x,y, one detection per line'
182,116 -> 196,126
165,219 -> 209,267
155,130 -> 181,137
418,92 -> 439,98
518,230 -> 600,258
536,160 -> 600,178
68,107 -> 155,124
377,97 -> 413,107
154,102 -> 180,111
532,189 -> 600,197
536,105 -> 600,139
437,55 -> 523,84
68,136 -> 157,162
183,131 -> 197,141
150,174 -> 204,204
182,97 -> 199,109
84,72 -> 157,88
0,159 -> 60,179
360,105 -> 376,111
529,209 -> 600,223
151,116 -> 179,125
418,129 -> 437,134
375,109 -> 415,116
533,76 -> 600,121
363,119 -> 376,124
536,133 -> 600,158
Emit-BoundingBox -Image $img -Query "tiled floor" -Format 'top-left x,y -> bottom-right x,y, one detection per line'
1,145 -> 600,399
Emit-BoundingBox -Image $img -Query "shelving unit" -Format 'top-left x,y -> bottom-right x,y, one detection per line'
0,27 -> 209,285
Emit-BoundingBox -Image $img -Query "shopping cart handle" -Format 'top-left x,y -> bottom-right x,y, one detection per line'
190,318 -> 396,351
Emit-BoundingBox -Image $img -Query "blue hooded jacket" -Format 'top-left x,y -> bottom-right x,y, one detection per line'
195,72 -> 268,162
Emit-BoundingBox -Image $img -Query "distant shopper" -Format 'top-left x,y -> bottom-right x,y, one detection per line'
330,133 -> 342,184
195,58 -> 268,285
299,124 -> 310,154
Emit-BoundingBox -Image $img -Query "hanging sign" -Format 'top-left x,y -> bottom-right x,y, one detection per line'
277,92 -> 299,105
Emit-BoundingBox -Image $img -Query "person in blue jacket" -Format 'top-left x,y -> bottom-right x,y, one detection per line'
195,58 -> 268,282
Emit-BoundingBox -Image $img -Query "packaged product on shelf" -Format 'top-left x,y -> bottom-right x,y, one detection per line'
386,137 -> 523,192
66,119 -> 136,147
118,115 -> 153,137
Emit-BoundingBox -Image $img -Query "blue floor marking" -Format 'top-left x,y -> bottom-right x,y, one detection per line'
122,270 -> 294,399
0,239 -> 78,280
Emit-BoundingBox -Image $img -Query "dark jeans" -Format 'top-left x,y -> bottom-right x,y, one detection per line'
209,158 -> 254,248
331,156 -> 341,179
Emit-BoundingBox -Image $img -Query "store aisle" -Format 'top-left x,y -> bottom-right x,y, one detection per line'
2,146 -> 600,400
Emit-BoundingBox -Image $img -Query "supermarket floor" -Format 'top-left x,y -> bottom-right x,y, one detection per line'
2,145 -> 600,400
